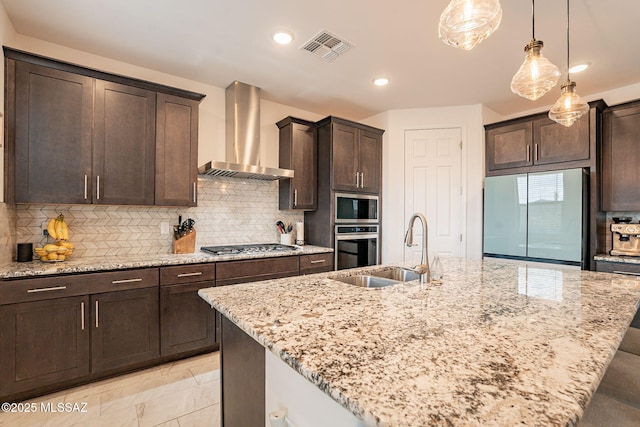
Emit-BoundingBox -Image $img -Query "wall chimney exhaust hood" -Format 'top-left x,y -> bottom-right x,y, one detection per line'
198,81 -> 294,180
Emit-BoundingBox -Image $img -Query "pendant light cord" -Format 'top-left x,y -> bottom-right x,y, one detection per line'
566,0 -> 570,80
532,0 -> 535,40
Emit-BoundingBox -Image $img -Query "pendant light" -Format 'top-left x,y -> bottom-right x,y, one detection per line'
510,0 -> 560,100
438,0 -> 502,51
549,0 -> 589,127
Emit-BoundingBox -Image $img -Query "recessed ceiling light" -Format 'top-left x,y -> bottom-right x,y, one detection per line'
372,77 -> 389,86
569,63 -> 590,73
273,30 -> 294,45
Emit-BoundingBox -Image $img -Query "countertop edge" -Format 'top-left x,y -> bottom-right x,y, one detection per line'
0,245 -> 333,279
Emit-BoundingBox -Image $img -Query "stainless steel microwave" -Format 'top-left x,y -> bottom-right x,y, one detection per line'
334,193 -> 379,224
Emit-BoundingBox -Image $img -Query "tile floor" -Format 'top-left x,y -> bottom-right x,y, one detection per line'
0,351 -> 220,427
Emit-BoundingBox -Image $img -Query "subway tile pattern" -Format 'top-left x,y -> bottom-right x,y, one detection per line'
13,177 -> 303,258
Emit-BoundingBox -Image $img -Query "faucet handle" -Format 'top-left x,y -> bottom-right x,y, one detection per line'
412,263 -> 430,275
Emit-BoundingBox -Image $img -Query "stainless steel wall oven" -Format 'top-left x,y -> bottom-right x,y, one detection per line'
334,225 -> 379,270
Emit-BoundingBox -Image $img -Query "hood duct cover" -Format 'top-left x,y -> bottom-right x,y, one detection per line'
198,81 -> 294,180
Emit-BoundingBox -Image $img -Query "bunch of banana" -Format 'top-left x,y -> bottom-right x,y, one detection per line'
47,213 -> 69,241
35,241 -> 74,262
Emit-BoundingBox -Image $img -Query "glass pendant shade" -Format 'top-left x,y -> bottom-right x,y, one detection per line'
511,40 -> 561,100
548,80 -> 590,127
438,0 -> 502,50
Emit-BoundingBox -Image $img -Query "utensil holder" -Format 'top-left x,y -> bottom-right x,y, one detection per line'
280,233 -> 293,246
173,229 -> 196,254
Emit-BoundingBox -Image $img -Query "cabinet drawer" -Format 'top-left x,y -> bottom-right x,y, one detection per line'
300,253 -> 334,274
216,256 -> 300,286
596,261 -> 640,276
160,263 -> 215,286
0,268 -> 159,305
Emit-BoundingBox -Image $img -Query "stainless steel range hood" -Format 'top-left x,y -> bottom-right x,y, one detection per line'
198,81 -> 294,180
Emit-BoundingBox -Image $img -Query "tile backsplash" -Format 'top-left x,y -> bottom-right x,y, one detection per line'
11,177 -> 303,259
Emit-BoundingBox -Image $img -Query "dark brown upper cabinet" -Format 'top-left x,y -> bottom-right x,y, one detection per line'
11,61 -> 94,204
601,101 -> 640,211
277,117 -> 317,210
485,102 -> 603,176
155,94 -> 199,206
94,80 -> 156,205
317,117 -> 383,194
4,47 -> 205,206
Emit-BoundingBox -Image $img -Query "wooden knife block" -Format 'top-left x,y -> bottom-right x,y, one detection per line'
173,229 -> 196,254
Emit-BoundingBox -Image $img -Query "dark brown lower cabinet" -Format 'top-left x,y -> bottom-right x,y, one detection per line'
221,316 -> 265,427
0,296 -> 90,396
91,287 -> 159,374
160,282 -> 216,356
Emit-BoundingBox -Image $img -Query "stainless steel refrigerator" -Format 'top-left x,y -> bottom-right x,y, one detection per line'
483,168 -> 588,266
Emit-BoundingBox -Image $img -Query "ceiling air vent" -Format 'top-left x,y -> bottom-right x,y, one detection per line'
301,30 -> 352,62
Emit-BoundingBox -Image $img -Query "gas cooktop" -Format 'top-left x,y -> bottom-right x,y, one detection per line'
200,243 -> 298,256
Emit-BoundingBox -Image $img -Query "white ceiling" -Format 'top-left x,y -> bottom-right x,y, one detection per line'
2,0 -> 639,120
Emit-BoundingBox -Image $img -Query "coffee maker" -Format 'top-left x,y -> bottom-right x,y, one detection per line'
611,217 -> 640,256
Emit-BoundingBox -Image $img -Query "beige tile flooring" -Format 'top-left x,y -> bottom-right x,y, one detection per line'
0,351 -> 221,427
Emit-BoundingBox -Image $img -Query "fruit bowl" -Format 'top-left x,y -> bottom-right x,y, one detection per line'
34,242 -> 74,262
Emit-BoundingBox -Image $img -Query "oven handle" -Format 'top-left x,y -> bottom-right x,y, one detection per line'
335,233 -> 380,240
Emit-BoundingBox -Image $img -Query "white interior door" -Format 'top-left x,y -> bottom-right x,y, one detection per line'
404,128 -> 463,263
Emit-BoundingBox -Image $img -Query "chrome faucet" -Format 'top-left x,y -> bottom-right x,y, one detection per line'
404,213 -> 430,284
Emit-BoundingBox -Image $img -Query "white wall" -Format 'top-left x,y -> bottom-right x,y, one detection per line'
364,105 -> 486,263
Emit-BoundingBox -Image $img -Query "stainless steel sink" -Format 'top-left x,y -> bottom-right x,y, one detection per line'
370,267 -> 420,282
334,275 -> 400,288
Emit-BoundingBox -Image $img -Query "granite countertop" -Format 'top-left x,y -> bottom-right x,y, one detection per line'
0,245 -> 332,279
199,257 -> 640,427
594,254 -> 640,265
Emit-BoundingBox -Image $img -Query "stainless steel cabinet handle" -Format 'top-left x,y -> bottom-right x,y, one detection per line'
111,278 -> 143,284
192,182 -> 197,203
360,172 -> 365,188
309,259 -> 326,264
84,175 -> 88,200
535,143 -> 539,162
81,302 -> 85,330
356,171 -> 360,188
177,272 -> 203,278
614,271 -> 640,276
526,145 -> 531,162
96,176 -> 101,200
294,189 -> 298,207
95,301 -> 99,328
27,285 -> 67,293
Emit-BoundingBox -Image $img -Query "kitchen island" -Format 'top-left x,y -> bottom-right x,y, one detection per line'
198,257 -> 640,426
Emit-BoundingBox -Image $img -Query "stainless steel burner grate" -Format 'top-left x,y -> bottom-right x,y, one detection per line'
200,243 -> 298,256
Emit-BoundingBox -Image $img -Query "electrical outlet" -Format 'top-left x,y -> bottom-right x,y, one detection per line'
42,221 -> 49,237
160,222 -> 170,235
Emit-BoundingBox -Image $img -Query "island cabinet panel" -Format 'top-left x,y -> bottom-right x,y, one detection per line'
215,256 -> 300,286
300,252 -> 334,274
155,93 -> 199,207
0,295 -> 90,396
93,80 -> 156,205
601,101 -> 640,211
277,117 -> 317,210
12,61 -> 93,204
91,287 -> 159,374
160,263 -> 217,356
221,316 -> 265,427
